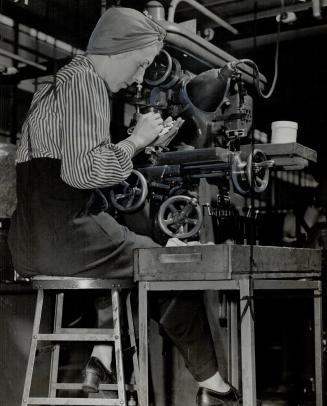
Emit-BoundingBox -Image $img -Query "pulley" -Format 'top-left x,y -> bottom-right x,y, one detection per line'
157,195 -> 203,239
231,149 -> 274,194
144,49 -> 172,86
144,49 -> 181,88
109,170 -> 148,213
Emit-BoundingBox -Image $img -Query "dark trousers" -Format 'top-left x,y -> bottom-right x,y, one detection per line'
96,290 -> 218,382
151,291 -> 218,381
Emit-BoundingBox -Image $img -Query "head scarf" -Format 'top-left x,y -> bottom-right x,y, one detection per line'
87,7 -> 166,55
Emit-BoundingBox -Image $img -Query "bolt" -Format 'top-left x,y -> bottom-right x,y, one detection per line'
33,335 -> 37,339
115,335 -> 119,339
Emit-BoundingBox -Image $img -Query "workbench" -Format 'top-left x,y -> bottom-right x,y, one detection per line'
134,244 -> 323,406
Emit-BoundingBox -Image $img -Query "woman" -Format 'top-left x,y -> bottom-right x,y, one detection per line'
9,7 -> 239,405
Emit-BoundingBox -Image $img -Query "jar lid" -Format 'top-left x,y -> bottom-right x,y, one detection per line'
271,121 -> 298,130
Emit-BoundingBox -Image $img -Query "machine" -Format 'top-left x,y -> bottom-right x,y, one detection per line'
107,15 -> 289,244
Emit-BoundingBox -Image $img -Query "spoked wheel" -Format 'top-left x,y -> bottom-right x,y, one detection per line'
246,149 -> 272,193
231,149 -> 274,194
110,170 -> 148,213
157,195 -> 203,239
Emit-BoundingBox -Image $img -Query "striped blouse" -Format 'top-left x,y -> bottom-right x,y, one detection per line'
16,55 -> 136,189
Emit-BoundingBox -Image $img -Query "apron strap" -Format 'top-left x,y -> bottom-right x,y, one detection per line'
26,82 -> 55,160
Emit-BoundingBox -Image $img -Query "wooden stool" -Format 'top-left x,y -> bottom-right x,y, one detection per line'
21,276 -> 139,406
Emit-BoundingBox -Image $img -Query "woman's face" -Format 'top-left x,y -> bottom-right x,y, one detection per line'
103,43 -> 161,93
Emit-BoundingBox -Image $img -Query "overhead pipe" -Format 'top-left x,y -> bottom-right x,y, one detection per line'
0,48 -> 47,71
173,0 -> 243,15
228,1 -> 327,25
227,23 -> 327,51
168,0 -> 238,35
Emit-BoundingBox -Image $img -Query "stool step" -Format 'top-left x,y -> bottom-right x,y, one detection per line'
51,383 -> 136,391
36,332 -> 115,341
27,398 -> 124,405
57,328 -> 114,335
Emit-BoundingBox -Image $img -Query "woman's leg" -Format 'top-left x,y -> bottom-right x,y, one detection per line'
150,291 -> 239,401
91,298 -> 114,372
150,291 -> 219,382
82,295 -> 114,393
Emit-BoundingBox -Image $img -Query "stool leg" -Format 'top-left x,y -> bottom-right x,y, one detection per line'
112,288 -> 127,406
48,292 -> 64,397
126,292 -> 140,395
21,289 -> 44,406
314,282 -> 323,406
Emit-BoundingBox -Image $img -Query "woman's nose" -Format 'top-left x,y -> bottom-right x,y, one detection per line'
134,66 -> 146,84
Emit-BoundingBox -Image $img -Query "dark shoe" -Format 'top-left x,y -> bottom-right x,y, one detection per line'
82,356 -> 115,393
196,386 -> 242,406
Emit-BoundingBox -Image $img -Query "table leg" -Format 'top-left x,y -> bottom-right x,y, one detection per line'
139,281 -> 149,406
314,282 -> 323,406
239,279 -> 257,406
228,296 -> 239,389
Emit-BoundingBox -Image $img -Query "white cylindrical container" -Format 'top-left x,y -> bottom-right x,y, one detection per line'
271,121 -> 298,143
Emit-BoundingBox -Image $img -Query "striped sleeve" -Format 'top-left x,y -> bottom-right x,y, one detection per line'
59,69 -> 136,189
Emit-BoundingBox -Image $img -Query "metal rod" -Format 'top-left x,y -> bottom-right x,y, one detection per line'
177,0 -> 241,13
168,0 -> 238,34
0,48 -> 47,71
228,0 -> 327,25
312,0 -> 321,18
227,23 -> 327,51
184,162 -> 230,170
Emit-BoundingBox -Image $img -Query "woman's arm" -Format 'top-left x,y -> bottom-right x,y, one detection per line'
59,69 -> 136,189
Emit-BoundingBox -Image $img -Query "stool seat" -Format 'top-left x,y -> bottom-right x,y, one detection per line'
31,276 -> 135,290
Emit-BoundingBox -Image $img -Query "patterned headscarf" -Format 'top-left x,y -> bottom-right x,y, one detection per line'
87,7 -> 166,55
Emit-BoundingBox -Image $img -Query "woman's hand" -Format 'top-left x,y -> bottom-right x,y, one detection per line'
127,111 -> 164,152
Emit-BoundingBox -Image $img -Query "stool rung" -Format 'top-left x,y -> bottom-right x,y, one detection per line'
27,398 -> 122,405
51,383 -> 136,391
57,328 -> 114,335
37,333 -> 114,341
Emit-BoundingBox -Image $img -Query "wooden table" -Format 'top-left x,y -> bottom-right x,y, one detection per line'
134,244 -> 323,406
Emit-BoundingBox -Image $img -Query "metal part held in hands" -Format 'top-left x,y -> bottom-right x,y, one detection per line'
157,195 -> 203,239
110,170 -> 148,213
231,149 -> 273,194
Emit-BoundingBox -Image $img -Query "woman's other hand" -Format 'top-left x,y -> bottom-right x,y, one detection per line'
127,111 -> 164,152
151,117 -> 185,148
